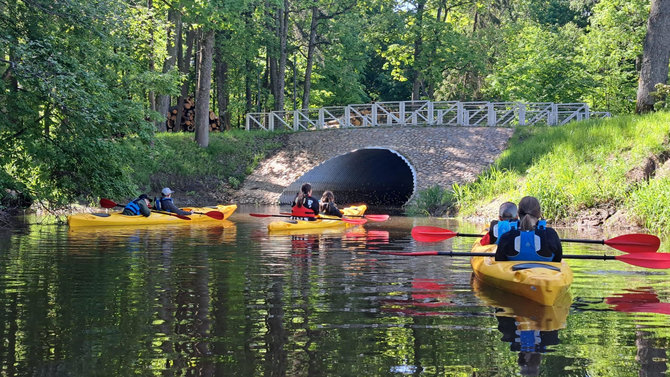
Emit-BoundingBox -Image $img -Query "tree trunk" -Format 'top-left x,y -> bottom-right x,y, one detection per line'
245,59 -> 254,114
244,11 -> 254,114
275,0 -> 289,111
156,9 -> 181,132
176,28 -> 195,132
411,0 -> 425,101
147,0 -> 156,114
195,29 -> 214,148
302,6 -> 319,110
636,0 -> 670,113
214,33 -> 231,131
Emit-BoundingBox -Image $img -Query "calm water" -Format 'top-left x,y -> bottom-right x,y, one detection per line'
1,206 -> 669,376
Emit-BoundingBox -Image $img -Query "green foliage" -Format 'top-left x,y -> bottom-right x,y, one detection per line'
578,0 -> 648,113
628,178 -> 670,234
405,185 -> 454,216
1,1 -> 164,207
130,130 -> 283,192
484,22 -> 591,102
652,83 -> 670,111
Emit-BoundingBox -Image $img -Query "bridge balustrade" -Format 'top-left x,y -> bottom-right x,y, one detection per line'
245,101 -> 611,131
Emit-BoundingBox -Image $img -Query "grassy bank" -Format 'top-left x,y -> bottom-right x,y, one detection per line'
409,112 -> 670,235
124,130 -> 285,205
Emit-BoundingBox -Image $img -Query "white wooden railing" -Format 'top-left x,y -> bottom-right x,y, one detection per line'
245,101 -> 611,131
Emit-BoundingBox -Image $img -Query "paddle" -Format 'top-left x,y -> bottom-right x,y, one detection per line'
279,212 -> 389,222
411,226 -> 661,253
365,250 -> 670,269
99,198 -> 191,220
185,210 -> 225,220
249,213 -> 367,225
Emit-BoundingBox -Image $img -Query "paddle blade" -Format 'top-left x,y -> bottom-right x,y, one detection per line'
411,226 -> 456,242
616,253 -> 670,269
175,214 -> 191,220
203,211 -> 225,220
364,214 -> 390,222
100,198 -> 118,208
342,217 -> 367,225
605,234 -> 661,253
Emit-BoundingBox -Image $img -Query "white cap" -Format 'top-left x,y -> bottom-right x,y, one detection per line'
161,187 -> 174,195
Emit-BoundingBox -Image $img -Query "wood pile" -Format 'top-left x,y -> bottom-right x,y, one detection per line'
166,97 -> 221,132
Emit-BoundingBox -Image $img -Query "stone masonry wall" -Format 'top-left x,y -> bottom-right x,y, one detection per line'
234,126 -> 515,204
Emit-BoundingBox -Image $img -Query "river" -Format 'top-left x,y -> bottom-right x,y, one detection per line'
0,205 -> 668,376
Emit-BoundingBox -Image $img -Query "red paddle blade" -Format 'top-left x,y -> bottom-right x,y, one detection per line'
365,214 -> 390,222
616,253 -> 670,269
175,214 -> 191,220
606,289 -> 670,315
605,234 -> 661,253
204,211 -> 224,220
100,198 -> 118,208
342,217 -> 367,225
411,226 -> 457,242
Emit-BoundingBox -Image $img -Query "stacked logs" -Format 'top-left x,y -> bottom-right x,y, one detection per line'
166,97 -> 221,132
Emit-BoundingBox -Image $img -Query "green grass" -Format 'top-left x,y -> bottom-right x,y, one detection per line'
418,112 -> 670,235
128,129 -> 285,192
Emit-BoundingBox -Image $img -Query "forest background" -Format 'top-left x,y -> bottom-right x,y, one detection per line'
1,0 -> 669,216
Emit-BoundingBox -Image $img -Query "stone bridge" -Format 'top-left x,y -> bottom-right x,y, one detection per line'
234,126 -> 515,206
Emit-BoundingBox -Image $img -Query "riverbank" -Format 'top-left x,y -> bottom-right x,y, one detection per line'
409,112 -> 670,235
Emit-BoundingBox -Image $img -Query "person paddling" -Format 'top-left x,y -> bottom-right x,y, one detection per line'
319,190 -> 343,218
154,187 -> 193,216
495,196 -> 562,262
122,194 -> 152,217
481,201 -> 519,245
291,183 -> 320,221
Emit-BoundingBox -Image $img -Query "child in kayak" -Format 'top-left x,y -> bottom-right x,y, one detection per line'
291,183 -> 320,221
122,194 -> 152,217
495,196 -> 562,262
481,201 -> 518,245
154,187 -> 193,216
319,191 -> 342,217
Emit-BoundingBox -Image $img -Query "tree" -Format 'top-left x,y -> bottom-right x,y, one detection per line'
636,0 -> 670,113
195,29 -> 214,147
0,0 -> 164,205
580,0 -> 648,113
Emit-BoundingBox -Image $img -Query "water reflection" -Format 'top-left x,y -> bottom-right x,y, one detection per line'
1,211 -> 670,376
472,278 -> 570,376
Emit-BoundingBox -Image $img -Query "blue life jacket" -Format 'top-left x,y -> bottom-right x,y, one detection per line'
494,220 -> 518,245
509,220 -> 553,262
124,199 -> 142,216
517,330 -> 541,353
155,197 -> 173,211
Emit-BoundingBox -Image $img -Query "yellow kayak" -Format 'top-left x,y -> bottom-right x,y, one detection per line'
470,239 -> 573,306
472,277 -> 571,331
268,205 -> 367,231
68,204 -> 237,228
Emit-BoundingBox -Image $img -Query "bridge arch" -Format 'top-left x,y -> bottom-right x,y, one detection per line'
278,148 -> 417,206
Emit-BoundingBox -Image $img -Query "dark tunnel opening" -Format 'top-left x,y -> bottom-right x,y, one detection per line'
279,148 -> 416,207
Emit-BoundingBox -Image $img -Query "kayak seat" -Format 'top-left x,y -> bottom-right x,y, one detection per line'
512,263 -> 560,272
92,213 -> 111,217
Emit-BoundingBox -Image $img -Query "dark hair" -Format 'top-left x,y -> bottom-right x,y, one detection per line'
319,191 -> 335,213
518,196 -> 541,230
295,183 -> 312,208
499,201 -> 518,220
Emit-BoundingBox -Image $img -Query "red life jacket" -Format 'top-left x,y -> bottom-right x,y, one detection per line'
291,205 -> 315,218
